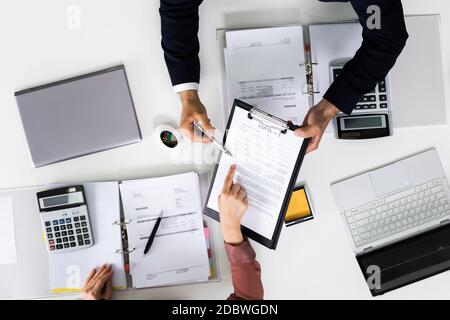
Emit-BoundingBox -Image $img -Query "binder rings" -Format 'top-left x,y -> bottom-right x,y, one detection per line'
50,172 -> 218,291
219,16 -> 448,134
217,22 -> 365,133
0,172 -> 220,298
204,99 -> 309,249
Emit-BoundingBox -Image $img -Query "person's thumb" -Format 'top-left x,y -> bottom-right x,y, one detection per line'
197,114 -> 215,143
294,125 -> 317,138
197,113 -> 214,132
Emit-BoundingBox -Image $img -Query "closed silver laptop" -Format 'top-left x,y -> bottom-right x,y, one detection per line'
15,65 -> 141,167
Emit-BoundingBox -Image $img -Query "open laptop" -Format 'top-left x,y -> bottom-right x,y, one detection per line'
331,148 -> 450,295
15,65 -> 141,167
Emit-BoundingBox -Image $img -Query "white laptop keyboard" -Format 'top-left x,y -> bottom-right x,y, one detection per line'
344,179 -> 450,248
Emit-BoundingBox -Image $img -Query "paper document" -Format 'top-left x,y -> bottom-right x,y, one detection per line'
120,172 -> 210,288
0,197 -> 17,264
309,23 -> 362,105
225,26 -> 309,124
207,107 -> 305,239
49,182 -> 127,292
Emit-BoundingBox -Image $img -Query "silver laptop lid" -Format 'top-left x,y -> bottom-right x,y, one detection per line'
15,65 -> 141,167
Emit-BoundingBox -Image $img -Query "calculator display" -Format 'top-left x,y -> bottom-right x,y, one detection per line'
40,192 -> 84,209
344,116 -> 383,129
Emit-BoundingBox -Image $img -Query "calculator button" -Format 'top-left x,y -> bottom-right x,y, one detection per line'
83,234 -> 89,239
46,227 -> 52,233
59,219 -> 65,224
85,240 -> 91,245
80,216 -> 86,221
361,105 -> 369,109
64,243 -> 70,249
66,218 -> 72,223
49,240 -> 54,245
76,229 -> 82,234
74,217 -> 80,222
378,81 -> 387,92
56,238 -> 62,244
368,95 -> 376,102
78,240 -> 84,246
54,226 -> 60,231
68,230 -> 74,235
77,235 -> 83,241
81,222 -> 87,227
67,224 -> 73,229
55,232 -> 61,237
63,237 -> 68,242
70,242 -> 76,247
56,245 -> 63,250
82,228 -> 88,233
47,233 -> 53,239
75,223 -> 81,228
50,245 -> 55,251
380,95 -> 387,101
380,103 -> 388,108
53,220 -> 58,225
62,231 -> 67,236
69,236 -> 75,241
45,221 -> 51,227
369,104 -> 377,109
60,225 -> 66,230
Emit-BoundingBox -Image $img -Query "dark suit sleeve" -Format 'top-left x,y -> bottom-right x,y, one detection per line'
323,0 -> 408,114
160,0 -> 203,87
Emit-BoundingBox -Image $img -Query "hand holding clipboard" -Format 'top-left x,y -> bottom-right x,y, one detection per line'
204,99 -> 309,249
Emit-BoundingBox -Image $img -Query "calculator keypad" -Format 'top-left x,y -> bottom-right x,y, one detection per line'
42,206 -> 93,254
332,67 -> 390,113
353,80 -> 390,111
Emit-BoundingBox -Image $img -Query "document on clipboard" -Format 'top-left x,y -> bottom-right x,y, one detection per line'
204,99 -> 309,249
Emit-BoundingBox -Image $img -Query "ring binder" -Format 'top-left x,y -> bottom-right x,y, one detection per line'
112,220 -> 132,226
115,248 -> 136,254
300,62 -> 320,96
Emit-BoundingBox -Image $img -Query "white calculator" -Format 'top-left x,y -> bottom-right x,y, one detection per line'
37,186 -> 94,254
330,62 -> 393,139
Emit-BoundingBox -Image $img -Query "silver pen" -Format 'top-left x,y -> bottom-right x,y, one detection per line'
193,121 -> 232,157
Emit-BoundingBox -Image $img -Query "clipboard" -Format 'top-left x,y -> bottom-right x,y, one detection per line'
204,99 -> 310,249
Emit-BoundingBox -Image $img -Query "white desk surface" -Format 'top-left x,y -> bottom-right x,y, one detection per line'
1,0 -> 449,300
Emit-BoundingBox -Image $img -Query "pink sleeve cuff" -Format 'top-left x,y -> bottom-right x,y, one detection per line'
225,240 -> 256,265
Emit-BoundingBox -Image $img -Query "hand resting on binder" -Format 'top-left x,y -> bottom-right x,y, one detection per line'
81,264 -> 113,300
294,99 -> 340,153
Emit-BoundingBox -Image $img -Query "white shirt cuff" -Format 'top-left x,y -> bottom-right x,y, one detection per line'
173,82 -> 199,94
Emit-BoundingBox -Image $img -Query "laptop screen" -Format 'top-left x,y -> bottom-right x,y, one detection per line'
357,223 -> 450,296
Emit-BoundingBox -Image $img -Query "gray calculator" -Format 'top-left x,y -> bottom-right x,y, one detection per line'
330,62 -> 393,139
37,186 -> 94,254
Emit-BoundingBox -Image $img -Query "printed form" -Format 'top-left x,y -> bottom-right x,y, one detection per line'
207,106 -> 305,240
225,26 -> 309,124
120,172 -> 209,288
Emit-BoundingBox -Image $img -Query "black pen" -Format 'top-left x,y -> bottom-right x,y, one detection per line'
143,211 -> 163,255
